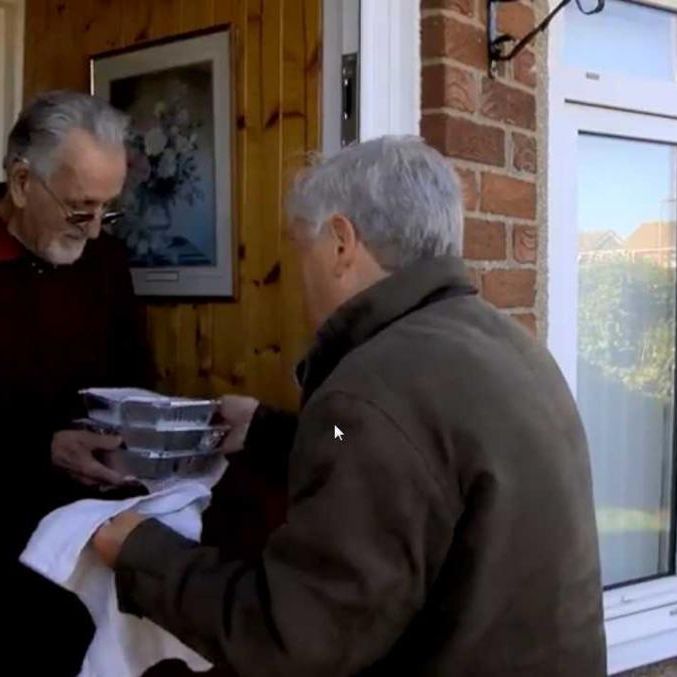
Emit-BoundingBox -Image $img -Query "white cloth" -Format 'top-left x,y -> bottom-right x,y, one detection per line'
20,460 -> 227,677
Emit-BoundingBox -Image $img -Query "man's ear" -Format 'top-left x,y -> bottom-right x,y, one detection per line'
8,161 -> 30,209
328,213 -> 359,274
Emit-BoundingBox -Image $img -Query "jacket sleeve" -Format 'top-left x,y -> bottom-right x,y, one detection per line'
114,391 -> 458,676
241,404 -> 299,485
200,406 -> 298,557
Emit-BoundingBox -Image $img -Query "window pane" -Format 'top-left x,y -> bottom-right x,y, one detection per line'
577,133 -> 677,588
564,0 -> 677,82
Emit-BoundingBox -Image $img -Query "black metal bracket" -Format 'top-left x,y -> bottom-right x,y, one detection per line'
487,0 -> 605,77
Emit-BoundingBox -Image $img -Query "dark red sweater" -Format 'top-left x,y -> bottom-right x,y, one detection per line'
0,188 -> 151,549
0,227 -> 149,526
1,185 -> 153,674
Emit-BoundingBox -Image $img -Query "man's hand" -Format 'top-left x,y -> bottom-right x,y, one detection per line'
52,429 -> 130,487
218,395 -> 260,454
92,511 -> 147,568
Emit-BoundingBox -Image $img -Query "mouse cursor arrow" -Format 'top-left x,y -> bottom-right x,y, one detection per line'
334,425 -> 345,441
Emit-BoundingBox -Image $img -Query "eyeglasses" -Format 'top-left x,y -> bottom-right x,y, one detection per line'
30,169 -> 124,229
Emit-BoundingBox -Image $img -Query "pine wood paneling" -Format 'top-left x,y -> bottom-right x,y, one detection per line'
23,0 -> 321,407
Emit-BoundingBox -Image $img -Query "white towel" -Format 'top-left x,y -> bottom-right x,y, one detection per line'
20,459 -> 227,677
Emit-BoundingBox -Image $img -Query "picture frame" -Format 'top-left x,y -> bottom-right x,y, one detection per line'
91,27 -> 235,298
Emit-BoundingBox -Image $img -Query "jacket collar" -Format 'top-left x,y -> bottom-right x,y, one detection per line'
297,255 -> 477,403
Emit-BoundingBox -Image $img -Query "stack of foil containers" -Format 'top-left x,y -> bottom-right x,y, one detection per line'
78,388 -> 226,479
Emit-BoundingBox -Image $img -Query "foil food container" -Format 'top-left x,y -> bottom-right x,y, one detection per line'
74,419 -> 227,455
105,447 -> 222,480
73,419 -> 226,480
122,425 -> 226,454
80,388 -> 217,429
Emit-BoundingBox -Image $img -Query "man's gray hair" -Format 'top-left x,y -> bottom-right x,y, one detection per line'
286,135 -> 464,270
3,90 -> 129,177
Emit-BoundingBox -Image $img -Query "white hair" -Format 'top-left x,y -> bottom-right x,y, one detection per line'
3,90 -> 129,178
286,135 -> 464,270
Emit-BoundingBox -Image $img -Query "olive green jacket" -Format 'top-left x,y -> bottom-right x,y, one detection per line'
116,255 -> 606,677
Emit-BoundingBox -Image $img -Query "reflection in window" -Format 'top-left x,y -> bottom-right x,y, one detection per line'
564,0 -> 677,82
576,133 -> 677,587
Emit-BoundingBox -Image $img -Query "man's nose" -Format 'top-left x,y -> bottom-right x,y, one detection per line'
86,213 -> 103,239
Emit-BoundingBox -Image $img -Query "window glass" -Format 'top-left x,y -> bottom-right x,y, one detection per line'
564,0 -> 677,82
576,132 -> 677,587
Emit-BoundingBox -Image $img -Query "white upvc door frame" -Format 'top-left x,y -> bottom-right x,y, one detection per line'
359,0 -> 420,141
322,0 -> 420,155
548,2 -> 677,672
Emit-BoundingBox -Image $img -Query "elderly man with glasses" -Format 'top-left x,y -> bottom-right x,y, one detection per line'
1,90 -> 151,674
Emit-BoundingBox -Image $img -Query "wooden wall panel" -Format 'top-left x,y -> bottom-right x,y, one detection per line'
280,0 -> 320,409
23,0 -> 321,408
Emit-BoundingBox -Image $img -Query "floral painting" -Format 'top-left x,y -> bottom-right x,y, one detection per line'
92,28 -> 234,297
109,62 -> 217,267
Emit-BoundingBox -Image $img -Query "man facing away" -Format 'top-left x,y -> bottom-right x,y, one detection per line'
95,136 -> 606,676
1,91 -> 151,675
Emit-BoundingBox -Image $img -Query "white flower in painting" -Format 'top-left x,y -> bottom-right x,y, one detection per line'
189,132 -> 198,147
158,148 -> 177,178
175,134 -> 192,154
154,101 -> 167,117
144,127 -> 167,156
136,237 -> 149,258
126,230 -> 139,250
177,108 -> 190,125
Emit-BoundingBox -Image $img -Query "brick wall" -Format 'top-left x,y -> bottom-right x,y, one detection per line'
420,0 -> 540,335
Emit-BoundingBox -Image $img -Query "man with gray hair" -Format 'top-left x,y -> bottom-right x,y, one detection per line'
1,90 -> 150,673
95,136 -> 605,676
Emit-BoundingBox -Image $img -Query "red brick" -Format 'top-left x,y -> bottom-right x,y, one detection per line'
464,218 -> 507,260
421,15 -> 487,69
513,224 -> 538,263
513,313 -> 538,335
421,114 -> 505,166
457,167 -> 479,211
421,16 -> 447,59
481,78 -> 536,130
513,133 -> 537,173
498,2 -> 535,37
422,0 -> 474,16
422,63 -> 477,112
481,172 -> 536,218
478,0 -> 488,24
514,49 -> 537,88
466,266 -> 483,291
482,269 -> 536,308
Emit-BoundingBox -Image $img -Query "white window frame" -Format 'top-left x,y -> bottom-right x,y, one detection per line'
322,0 -> 420,155
0,0 -> 24,179
548,1 -> 677,672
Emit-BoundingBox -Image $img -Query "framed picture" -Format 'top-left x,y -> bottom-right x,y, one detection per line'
91,27 -> 235,297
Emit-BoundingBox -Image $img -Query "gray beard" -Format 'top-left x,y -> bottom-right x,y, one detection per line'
43,238 -> 87,265
8,221 -> 86,265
